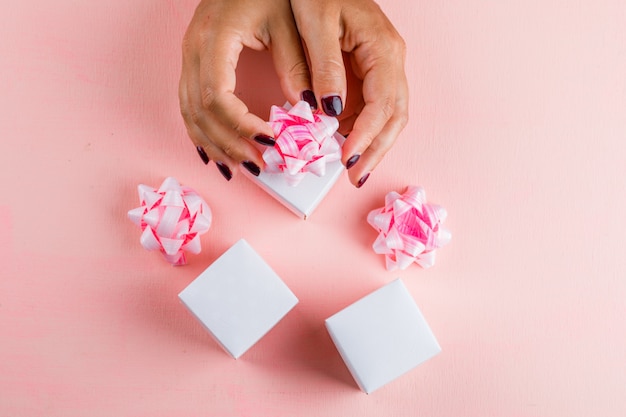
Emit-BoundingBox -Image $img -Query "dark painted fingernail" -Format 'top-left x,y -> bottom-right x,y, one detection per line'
253,134 -> 276,147
357,172 -> 370,188
321,95 -> 343,117
346,154 -> 360,169
216,162 -> 232,181
241,161 -> 261,177
301,90 -> 318,110
196,146 -> 210,165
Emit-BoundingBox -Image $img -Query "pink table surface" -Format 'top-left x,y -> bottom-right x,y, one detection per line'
1,1 -> 625,416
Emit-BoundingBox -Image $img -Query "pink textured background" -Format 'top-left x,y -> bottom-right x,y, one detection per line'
1,0 -> 625,415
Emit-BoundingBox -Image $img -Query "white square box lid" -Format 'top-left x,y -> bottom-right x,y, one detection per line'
242,132 -> 345,219
325,279 -> 441,393
178,239 -> 298,358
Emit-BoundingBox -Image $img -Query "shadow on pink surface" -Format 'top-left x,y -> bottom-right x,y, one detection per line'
245,307 -> 358,391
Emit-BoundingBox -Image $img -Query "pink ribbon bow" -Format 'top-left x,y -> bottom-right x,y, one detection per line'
128,177 -> 212,266
263,101 -> 342,186
367,186 -> 451,271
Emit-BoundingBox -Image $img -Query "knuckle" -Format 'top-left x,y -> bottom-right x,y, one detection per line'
397,113 -> 409,130
356,127 -> 377,149
370,23 -> 405,59
179,101 -> 196,125
181,43 -> 189,59
395,108 -> 409,130
220,140 -> 238,159
181,33 -> 193,55
179,106 -> 190,121
314,59 -> 345,86
380,96 -> 395,121
378,31 -> 405,60
366,138 -> 388,156
287,60 -> 311,82
395,36 -> 407,58
365,133 -> 377,148
188,107 -> 204,124
229,118 -> 243,136
201,88 -> 221,114
182,28 -> 205,56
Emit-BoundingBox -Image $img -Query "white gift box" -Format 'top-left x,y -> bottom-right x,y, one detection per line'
325,279 -> 441,394
178,239 -> 298,359
242,132 -> 346,220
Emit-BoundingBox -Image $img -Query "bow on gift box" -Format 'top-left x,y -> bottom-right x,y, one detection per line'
367,186 -> 451,271
263,101 -> 342,186
128,177 -> 212,266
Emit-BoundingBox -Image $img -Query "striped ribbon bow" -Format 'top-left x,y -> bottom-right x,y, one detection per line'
367,186 -> 451,271
128,177 -> 212,265
263,101 -> 342,186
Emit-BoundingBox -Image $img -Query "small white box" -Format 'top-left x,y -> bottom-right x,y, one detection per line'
242,133 -> 346,220
178,239 -> 298,358
325,279 -> 441,394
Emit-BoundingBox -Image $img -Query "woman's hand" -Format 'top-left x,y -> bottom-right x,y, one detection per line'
290,0 -> 408,187
179,0 -> 311,181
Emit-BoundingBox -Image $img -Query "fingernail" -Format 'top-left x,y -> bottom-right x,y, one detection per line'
241,161 -> 261,177
357,172 -> 370,188
216,162 -> 232,181
196,146 -> 209,165
321,95 -> 343,117
301,90 -> 318,110
346,154 -> 360,169
253,134 -> 276,147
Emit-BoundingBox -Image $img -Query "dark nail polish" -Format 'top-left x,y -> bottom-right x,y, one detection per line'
196,146 -> 210,165
301,90 -> 318,110
253,134 -> 276,147
241,161 -> 261,177
357,172 -> 370,188
216,162 -> 232,181
346,154 -> 360,169
321,95 -> 343,117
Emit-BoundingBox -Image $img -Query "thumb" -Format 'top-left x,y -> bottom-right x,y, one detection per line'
269,17 -> 312,106
298,22 -> 346,117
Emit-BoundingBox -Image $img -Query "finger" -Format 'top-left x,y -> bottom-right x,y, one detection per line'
347,112 -> 406,186
347,73 -> 409,186
189,78 -> 266,169
181,99 -> 242,182
340,56 -> 399,168
296,13 -> 346,116
182,43 -> 266,174
268,14 -> 313,107
197,31 -> 276,146
180,75 -> 245,180
188,122 -> 242,181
